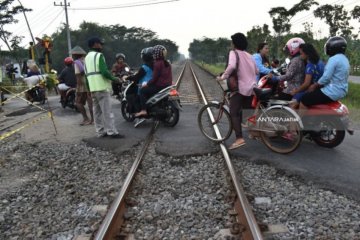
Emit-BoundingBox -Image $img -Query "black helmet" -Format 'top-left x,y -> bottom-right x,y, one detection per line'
153,45 -> 167,59
141,47 -> 153,62
324,36 -> 347,56
116,53 -> 125,60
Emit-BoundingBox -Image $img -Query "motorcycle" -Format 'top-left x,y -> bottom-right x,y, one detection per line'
26,86 -> 47,104
120,68 -> 182,127
60,87 -> 77,110
23,74 -> 47,104
113,68 -> 131,101
254,59 -> 353,148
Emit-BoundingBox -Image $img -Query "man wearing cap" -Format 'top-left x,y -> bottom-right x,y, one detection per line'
84,37 -> 124,138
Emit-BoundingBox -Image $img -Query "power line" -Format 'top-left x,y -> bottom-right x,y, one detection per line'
70,0 -> 180,11
54,0 -> 72,55
12,7 -> 59,36
35,9 -> 64,37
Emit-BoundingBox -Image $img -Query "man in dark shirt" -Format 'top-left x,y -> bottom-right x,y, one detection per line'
58,57 -> 77,104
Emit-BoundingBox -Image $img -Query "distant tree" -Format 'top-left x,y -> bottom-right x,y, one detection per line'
314,4 -> 353,38
49,22 -> 178,71
188,37 -> 230,64
269,0 -> 318,56
246,24 -> 271,54
351,5 -> 360,37
0,0 -> 31,51
269,0 -> 319,36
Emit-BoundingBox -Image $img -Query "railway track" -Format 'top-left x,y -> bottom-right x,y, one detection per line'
93,61 -> 263,239
94,62 -> 186,239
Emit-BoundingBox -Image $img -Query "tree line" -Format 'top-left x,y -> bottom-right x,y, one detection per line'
0,1 -> 179,73
48,22 -> 179,72
188,0 -> 360,73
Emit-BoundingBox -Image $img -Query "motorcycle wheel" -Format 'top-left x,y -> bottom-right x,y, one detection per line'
311,118 -> 345,148
259,108 -> 302,154
121,101 -> 135,122
163,101 -> 179,127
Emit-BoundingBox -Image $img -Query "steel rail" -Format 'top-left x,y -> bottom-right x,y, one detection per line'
189,62 -> 263,240
94,61 -> 187,240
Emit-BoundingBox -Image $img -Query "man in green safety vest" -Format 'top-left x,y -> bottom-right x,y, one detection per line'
84,36 -> 124,138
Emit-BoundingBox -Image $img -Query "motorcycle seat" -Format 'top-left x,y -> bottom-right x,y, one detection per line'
253,88 -> 272,100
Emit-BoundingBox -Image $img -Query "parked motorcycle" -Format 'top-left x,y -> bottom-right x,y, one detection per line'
255,59 -> 353,148
26,86 -> 47,104
120,68 -> 182,127
23,74 -> 47,104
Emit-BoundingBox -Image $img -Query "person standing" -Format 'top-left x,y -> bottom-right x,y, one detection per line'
216,33 -> 257,150
84,37 -> 123,138
71,46 -> 94,126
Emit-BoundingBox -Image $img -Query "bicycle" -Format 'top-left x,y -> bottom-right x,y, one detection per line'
197,83 -> 303,154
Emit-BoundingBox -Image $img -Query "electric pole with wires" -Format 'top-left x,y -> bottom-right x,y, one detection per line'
54,0 -> 72,55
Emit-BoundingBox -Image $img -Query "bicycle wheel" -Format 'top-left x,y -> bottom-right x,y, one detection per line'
197,103 -> 232,142
259,108 -> 302,154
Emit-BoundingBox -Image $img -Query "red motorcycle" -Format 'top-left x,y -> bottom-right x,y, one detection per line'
252,60 -> 353,148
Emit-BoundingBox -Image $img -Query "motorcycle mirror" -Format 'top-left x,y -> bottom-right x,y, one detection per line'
285,58 -> 290,64
124,67 -> 130,72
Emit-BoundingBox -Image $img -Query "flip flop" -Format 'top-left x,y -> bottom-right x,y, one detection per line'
80,121 -> 92,126
228,141 -> 246,150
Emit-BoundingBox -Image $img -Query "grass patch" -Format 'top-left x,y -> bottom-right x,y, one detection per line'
342,82 -> 360,123
195,61 -> 225,76
342,82 -> 360,108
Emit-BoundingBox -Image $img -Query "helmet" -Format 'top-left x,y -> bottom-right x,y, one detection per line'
64,57 -> 74,65
324,36 -> 347,56
116,53 -> 125,60
141,47 -> 153,62
283,37 -> 305,56
153,45 -> 167,60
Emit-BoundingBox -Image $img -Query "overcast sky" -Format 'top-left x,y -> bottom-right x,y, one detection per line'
7,0 -> 360,56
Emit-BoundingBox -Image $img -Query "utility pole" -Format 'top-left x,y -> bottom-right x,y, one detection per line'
54,0 -> 72,55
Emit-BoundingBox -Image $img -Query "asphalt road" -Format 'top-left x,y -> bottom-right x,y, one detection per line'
2,95 -> 360,202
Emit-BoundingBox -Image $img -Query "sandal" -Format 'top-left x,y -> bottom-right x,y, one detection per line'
80,120 -> 92,126
228,141 -> 246,150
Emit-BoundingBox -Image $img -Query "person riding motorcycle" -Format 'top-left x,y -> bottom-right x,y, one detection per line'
269,37 -> 306,100
253,42 -> 272,81
58,57 -> 77,106
290,43 -> 325,109
300,36 -> 349,109
126,47 -> 154,127
111,53 -> 129,98
135,45 -> 172,118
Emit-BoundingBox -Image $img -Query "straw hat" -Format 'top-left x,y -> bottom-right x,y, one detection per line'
70,46 -> 87,55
